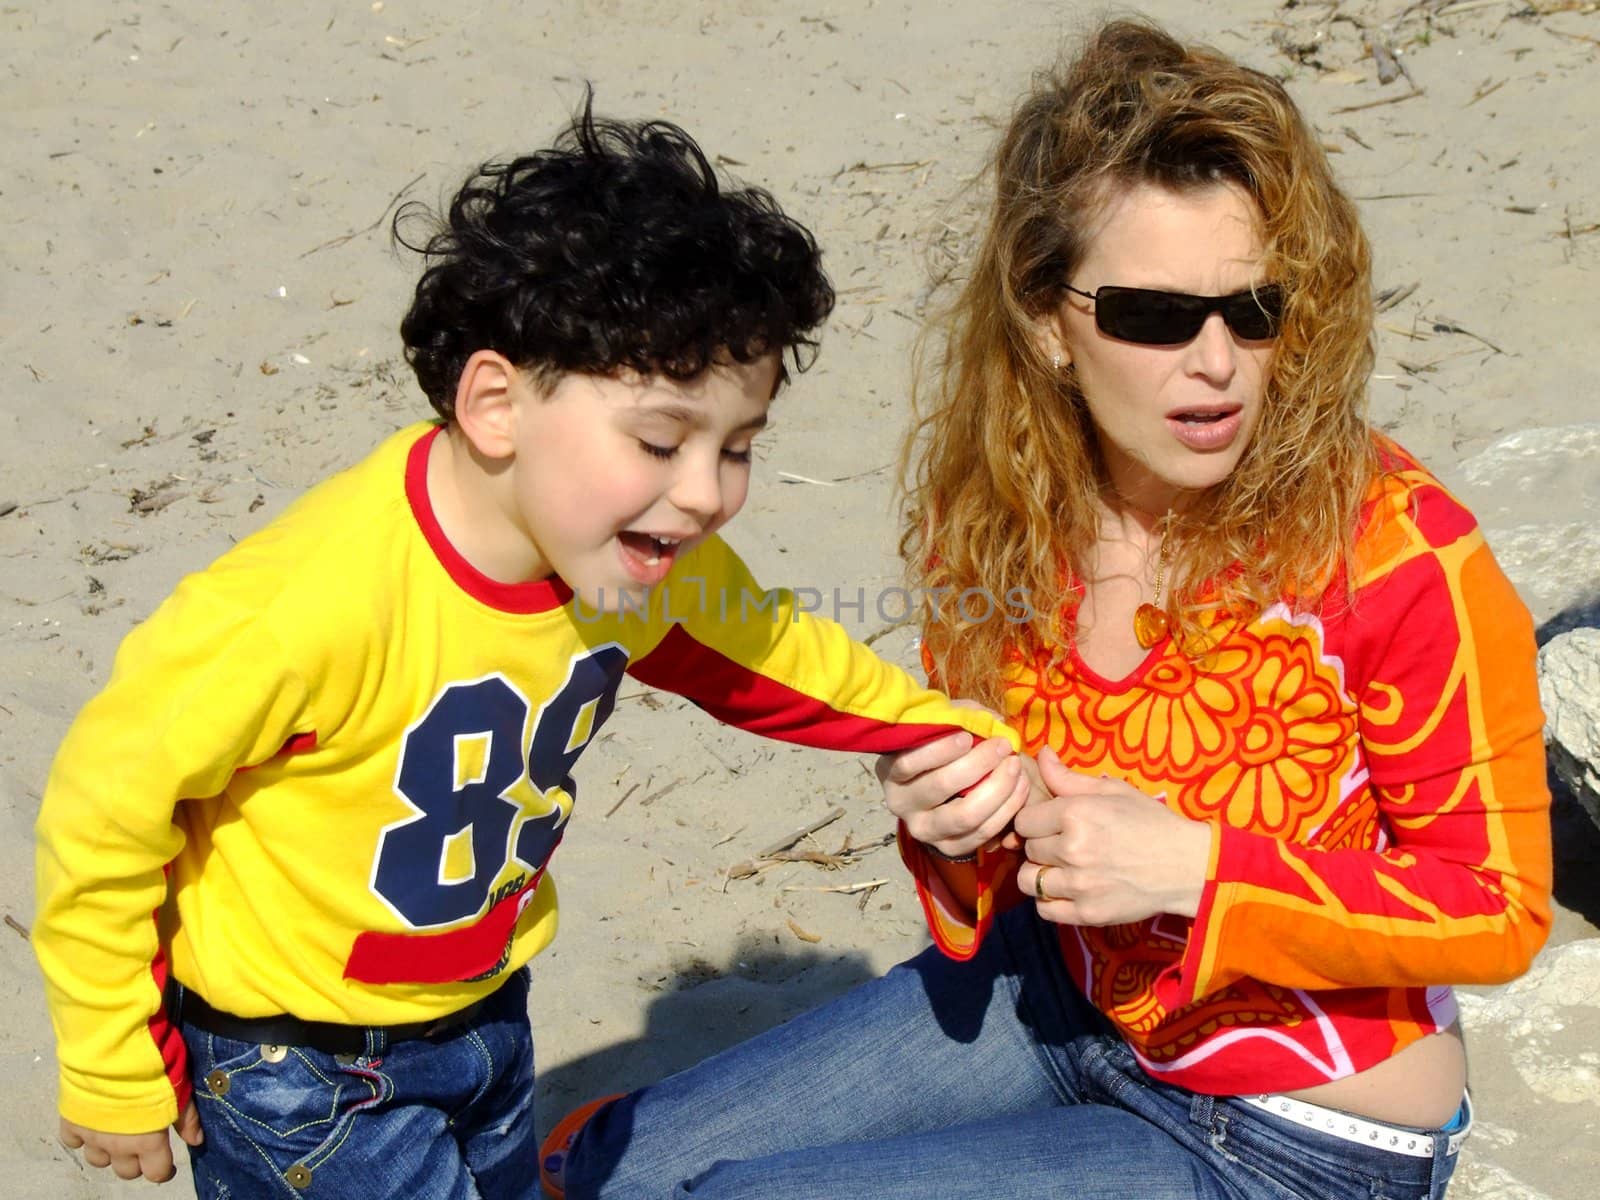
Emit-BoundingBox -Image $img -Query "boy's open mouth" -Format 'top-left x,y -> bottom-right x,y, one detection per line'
617,531 -> 684,587
618,532 -> 680,565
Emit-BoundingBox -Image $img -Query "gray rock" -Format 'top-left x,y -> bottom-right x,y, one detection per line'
1538,628 -> 1600,832
1454,940 -> 1600,1198
1443,425 -> 1600,632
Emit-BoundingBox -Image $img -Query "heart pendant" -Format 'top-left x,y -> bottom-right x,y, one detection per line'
1133,603 -> 1170,649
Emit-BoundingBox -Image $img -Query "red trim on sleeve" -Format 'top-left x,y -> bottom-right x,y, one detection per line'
145,905 -> 192,1114
235,730 -> 319,775
278,731 -> 318,757
627,625 -> 968,752
343,871 -> 546,985
404,426 -> 573,615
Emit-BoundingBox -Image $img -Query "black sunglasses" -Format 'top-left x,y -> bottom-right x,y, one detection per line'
1063,282 -> 1285,345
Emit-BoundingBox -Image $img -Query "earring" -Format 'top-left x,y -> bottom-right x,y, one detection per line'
1051,353 -> 1062,370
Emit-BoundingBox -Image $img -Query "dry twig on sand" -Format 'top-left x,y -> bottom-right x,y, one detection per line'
781,879 -> 891,896
757,806 -> 847,857
726,817 -> 895,883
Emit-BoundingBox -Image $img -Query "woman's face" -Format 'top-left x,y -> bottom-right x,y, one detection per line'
1045,180 -> 1275,516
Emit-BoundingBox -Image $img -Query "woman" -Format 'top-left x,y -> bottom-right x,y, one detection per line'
543,18 -> 1551,1200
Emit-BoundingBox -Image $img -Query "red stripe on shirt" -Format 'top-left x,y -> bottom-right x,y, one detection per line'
145,903 -> 192,1113
627,625 -> 963,752
235,730 -> 319,774
343,873 -> 544,985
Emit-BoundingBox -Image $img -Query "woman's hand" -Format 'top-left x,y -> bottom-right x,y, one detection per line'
1015,745 -> 1213,926
876,729 -> 1031,860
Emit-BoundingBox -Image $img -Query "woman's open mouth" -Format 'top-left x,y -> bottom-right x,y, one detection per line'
1167,406 -> 1242,451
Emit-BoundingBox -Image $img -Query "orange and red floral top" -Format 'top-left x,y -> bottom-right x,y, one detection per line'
901,444 -> 1552,1096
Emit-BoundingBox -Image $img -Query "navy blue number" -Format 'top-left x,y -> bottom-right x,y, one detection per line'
376,676 -> 530,927
373,648 -> 628,929
515,645 -> 629,870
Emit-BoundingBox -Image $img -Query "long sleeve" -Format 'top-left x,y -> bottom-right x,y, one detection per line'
894,830 -> 1024,959
34,584 -> 312,1133
624,535 -> 1021,754
1157,474 -> 1552,1006
888,641 -> 1028,959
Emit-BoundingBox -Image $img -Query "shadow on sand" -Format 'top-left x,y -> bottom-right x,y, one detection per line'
534,933 -> 880,1133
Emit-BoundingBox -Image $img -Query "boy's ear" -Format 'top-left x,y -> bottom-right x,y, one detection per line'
452,350 -> 522,460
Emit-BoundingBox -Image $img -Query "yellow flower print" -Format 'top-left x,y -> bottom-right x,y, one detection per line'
1001,643 -> 1106,761
1088,643 -> 1261,782
1189,628 -> 1358,836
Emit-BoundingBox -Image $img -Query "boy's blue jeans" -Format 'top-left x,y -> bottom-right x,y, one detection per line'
183,968 -> 538,1199
564,905 -> 1465,1200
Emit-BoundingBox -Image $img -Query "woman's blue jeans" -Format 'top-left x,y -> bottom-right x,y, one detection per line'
183,969 -> 539,1199
563,906 -> 1464,1200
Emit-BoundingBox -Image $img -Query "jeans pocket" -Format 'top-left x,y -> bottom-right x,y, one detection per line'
192,1031 -> 391,1183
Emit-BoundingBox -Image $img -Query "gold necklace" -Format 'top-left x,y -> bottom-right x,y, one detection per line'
1132,518 -> 1172,649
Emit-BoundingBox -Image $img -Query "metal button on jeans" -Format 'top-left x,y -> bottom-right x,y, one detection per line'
285,1164 -> 313,1189
261,1044 -> 288,1064
204,1069 -> 230,1096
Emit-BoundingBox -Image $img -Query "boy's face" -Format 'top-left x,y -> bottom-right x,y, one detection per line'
507,355 -> 780,611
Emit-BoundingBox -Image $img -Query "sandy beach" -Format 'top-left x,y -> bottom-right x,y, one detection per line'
3,2 -> 1598,1195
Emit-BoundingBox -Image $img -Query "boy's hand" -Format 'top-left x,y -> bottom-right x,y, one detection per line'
59,1100 -> 203,1183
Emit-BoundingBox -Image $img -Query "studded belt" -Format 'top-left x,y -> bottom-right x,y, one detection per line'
1240,1091 -> 1471,1159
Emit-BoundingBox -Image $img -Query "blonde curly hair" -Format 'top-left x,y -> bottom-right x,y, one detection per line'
903,18 -> 1380,705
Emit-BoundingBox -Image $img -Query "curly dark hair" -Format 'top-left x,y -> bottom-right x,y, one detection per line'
395,98 -> 835,418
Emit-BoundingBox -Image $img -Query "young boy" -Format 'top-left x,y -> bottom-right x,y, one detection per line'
33,106 -> 1027,1197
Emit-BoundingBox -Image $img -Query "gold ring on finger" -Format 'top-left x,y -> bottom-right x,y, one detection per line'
1034,865 -> 1051,902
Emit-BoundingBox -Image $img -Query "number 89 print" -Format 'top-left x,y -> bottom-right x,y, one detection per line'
344,645 -> 628,985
